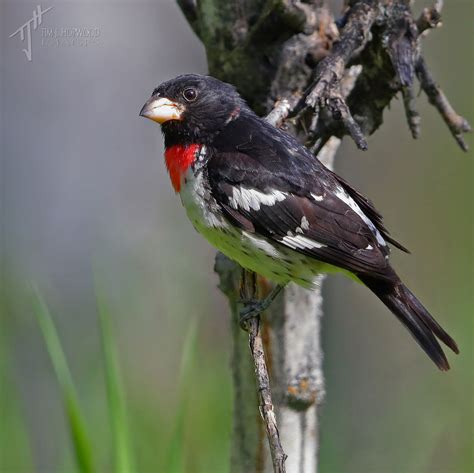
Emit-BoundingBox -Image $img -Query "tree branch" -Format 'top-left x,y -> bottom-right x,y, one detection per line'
266,99 -> 294,128
416,56 -> 472,151
240,270 -> 288,473
417,0 -> 443,34
285,0 -> 470,151
294,0 -> 378,149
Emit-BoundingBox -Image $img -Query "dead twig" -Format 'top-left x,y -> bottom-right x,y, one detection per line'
401,85 -> 421,139
240,270 -> 287,473
298,0 -> 469,151
417,0 -> 443,34
266,98 -> 294,128
309,65 -> 361,153
293,0 -> 379,150
416,56 -> 471,151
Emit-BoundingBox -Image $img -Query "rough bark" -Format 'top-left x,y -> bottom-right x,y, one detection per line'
178,1 -> 470,472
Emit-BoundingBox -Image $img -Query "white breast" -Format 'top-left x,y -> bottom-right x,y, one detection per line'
180,167 -> 228,230
179,167 -> 330,288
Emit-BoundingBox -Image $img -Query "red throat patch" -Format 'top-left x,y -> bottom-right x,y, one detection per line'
164,144 -> 200,192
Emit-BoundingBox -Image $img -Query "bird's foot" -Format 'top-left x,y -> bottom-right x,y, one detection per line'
238,284 -> 285,330
238,300 -> 266,329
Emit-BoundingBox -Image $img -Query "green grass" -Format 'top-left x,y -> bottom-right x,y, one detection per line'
31,285 -> 97,473
96,284 -> 136,473
0,274 -> 470,473
164,319 -> 198,473
15,284 -> 231,473
0,329 -> 34,472
30,283 -> 140,472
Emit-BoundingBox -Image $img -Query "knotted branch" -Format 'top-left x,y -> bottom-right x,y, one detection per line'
293,0 -> 378,150
288,0 -> 470,151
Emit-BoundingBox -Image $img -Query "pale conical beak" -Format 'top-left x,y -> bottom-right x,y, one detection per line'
139,97 -> 183,124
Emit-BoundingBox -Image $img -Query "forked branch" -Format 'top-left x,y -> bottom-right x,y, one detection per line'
290,0 -> 470,151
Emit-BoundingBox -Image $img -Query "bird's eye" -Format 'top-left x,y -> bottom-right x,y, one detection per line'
182,88 -> 197,102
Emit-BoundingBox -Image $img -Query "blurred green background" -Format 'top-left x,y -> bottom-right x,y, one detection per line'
1,1 -> 472,472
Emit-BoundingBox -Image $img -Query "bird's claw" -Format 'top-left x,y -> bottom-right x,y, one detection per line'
238,300 -> 266,330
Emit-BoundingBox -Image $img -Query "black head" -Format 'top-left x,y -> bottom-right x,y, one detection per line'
139,74 -> 248,145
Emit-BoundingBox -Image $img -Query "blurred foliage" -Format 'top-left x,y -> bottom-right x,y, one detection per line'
1,282 -> 232,473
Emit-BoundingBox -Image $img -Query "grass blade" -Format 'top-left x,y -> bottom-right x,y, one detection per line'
0,328 -> 35,472
165,319 -> 199,473
31,284 -> 96,473
96,287 -> 135,473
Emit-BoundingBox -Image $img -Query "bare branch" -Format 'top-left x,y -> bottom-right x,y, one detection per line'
266,99 -> 294,128
401,85 -> 421,139
304,1 -> 378,108
291,0 -> 379,148
303,0 -> 469,150
240,270 -> 287,473
416,56 -> 471,151
309,65 -> 363,153
417,0 -> 443,34
327,93 -> 368,149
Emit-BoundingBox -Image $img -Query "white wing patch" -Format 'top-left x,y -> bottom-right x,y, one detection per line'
311,193 -> 324,201
230,187 -> 286,211
334,185 -> 386,246
294,216 -> 310,234
242,231 -> 281,258
281,234 -> 326,251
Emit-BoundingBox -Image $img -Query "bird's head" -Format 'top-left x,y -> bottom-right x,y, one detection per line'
140,74 -> 246,145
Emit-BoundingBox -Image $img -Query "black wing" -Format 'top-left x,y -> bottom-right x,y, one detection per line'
328,170 -> 409,253
207,113 -> 405,281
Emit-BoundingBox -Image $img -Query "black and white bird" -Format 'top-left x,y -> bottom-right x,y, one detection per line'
140,73 -> 458,370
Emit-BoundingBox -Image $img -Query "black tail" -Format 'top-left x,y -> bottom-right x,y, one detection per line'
360,276 -> 459,371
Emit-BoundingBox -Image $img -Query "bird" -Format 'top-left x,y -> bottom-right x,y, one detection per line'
139,73 -> 458,370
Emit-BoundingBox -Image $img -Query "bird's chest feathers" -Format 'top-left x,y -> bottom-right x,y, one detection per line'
164,144 -> 201,192
178,152 -> 227,231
